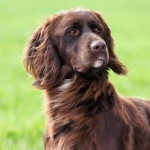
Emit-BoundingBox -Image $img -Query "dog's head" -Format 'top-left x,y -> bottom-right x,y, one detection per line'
23,9 -> 127,88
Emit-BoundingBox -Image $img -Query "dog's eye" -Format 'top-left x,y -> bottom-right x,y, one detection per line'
93,28 -> 102,34
68,29 -> 80,36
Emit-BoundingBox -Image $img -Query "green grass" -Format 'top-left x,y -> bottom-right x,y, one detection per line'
0,0 -> 150,149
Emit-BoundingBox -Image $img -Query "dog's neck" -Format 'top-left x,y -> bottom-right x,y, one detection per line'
58,70 -> 109,97
45,70 -> 117,117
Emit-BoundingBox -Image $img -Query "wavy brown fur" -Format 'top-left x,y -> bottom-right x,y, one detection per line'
23,9 -> 150,150
43,73 -> 128,150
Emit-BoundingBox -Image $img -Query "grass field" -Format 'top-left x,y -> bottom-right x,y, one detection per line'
0,0 -> 150,149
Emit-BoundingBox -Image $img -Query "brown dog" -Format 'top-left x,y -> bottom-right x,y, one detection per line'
23,9 -> 150,150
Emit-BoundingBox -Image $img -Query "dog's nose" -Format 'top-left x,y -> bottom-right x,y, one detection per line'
90,41 -> 106,52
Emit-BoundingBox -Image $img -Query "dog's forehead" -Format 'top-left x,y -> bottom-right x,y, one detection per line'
58,9 -> 100,24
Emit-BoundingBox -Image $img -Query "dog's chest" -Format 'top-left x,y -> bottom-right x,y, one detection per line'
51,111 -> 120,150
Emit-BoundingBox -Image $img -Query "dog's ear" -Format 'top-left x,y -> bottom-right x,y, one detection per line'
92,11 -> 127,75
23,16 -> 62,89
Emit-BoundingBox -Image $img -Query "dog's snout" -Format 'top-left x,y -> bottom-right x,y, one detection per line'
90,41 -> 106,52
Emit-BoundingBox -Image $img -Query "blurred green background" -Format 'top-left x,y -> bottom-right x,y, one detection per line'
0,0 -> 150,149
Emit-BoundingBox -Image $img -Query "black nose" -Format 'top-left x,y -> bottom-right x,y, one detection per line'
90,40 -> 106,52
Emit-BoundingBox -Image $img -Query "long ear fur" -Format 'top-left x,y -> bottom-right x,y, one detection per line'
23,16 -> 61,89
93,11 -> 127,75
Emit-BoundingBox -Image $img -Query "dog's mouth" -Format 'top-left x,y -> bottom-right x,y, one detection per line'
73,54 -> 108,73
92,56 -> 105,68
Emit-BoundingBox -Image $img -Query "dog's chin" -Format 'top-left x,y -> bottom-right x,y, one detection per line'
92,55 -> 109,69
74,59 -> 106,73
72,55 -> 109,73
92,59 -> 104,68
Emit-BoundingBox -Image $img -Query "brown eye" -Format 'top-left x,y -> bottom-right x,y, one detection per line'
93,28 -> 101,34
68,29 -> 80,36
